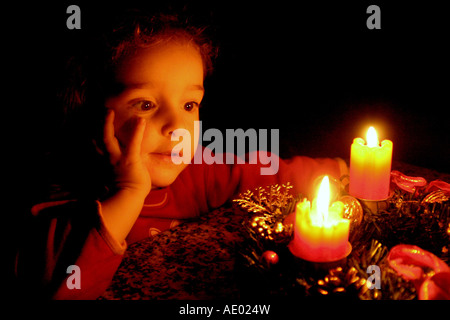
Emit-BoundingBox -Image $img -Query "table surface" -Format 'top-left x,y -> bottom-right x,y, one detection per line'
100,161 -> 449,300
101,205 -> 248,300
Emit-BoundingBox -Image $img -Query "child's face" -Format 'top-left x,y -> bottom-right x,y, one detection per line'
105,40 -> 204,188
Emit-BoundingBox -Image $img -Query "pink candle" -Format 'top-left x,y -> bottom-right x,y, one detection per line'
289,176 -> 351,262
349,127 -> 393,200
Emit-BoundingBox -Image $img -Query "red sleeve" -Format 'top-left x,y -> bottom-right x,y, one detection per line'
204,151 -> 348,209
15,199 -> 126,300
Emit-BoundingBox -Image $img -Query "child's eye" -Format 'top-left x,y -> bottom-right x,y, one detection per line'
131,100 -> 156,112
184,101 -> 199,111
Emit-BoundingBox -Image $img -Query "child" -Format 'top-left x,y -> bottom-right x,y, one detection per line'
15,9 -> 348,299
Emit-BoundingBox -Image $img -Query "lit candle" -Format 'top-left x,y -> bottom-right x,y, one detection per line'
349,126 -> 393,200
289,176 -> 351,262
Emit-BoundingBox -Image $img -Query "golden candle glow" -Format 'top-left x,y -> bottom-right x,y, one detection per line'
289,176 -> 351,262
366,126 -> 379,147
316,176 -> 330,223
349,126 -> 393,201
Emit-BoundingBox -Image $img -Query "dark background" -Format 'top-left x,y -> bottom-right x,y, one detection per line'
4,0 -> 450,300
12,0 -> 450,174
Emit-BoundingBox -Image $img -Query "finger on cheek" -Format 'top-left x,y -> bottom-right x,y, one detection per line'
122,117 -> 145,155
133,118 -> 146,145
138,117 -> 146,131
132,117 -> 146,137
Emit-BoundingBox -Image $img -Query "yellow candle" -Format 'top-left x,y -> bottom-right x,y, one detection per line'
349,126 -> 393,200
289,176 -> 351,262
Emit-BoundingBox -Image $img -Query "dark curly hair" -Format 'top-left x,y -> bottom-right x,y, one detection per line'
48,7 -> 218,200
105,10 -> 217,78
62,8 -> 218,129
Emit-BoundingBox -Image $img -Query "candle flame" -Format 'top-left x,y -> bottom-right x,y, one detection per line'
317,176 -> 330,223
366,126 -> 379,147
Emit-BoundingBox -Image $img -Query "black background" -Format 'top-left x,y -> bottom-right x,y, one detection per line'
4,0 -> 450,302
12,0 -> 450,173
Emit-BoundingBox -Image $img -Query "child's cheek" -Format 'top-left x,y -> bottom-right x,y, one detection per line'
115,117 -> 135,147
192,127 -> 199,158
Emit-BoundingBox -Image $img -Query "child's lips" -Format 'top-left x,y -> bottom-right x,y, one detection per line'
154,150 -> 183,157
151,150 -> 183,162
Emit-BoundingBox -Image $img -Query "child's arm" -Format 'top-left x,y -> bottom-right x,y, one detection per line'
203,150 -> 347,209
15,111 -> 151,299
15,199 -> 126,299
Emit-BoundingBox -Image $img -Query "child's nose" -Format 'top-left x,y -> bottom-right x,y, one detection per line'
160,105 -> 186,137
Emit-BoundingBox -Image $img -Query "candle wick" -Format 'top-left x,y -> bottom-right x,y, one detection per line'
322,209 -> 328,224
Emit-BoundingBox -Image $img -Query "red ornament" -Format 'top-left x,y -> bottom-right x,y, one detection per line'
387,244 -> 450,300
390,170 -> 427,194
261,250 -> 279,267
425,180 -> 450,197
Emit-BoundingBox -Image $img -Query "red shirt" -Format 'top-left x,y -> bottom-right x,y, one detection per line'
15,151 -> 346,299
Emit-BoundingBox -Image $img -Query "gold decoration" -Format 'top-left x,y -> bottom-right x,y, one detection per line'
340,195 -> 364,233
311,266 -> 368,297
233,183 -> 295,243
233,183 -> 294,214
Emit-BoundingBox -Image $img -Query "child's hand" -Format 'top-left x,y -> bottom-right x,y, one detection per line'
103,110 -> 151,197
